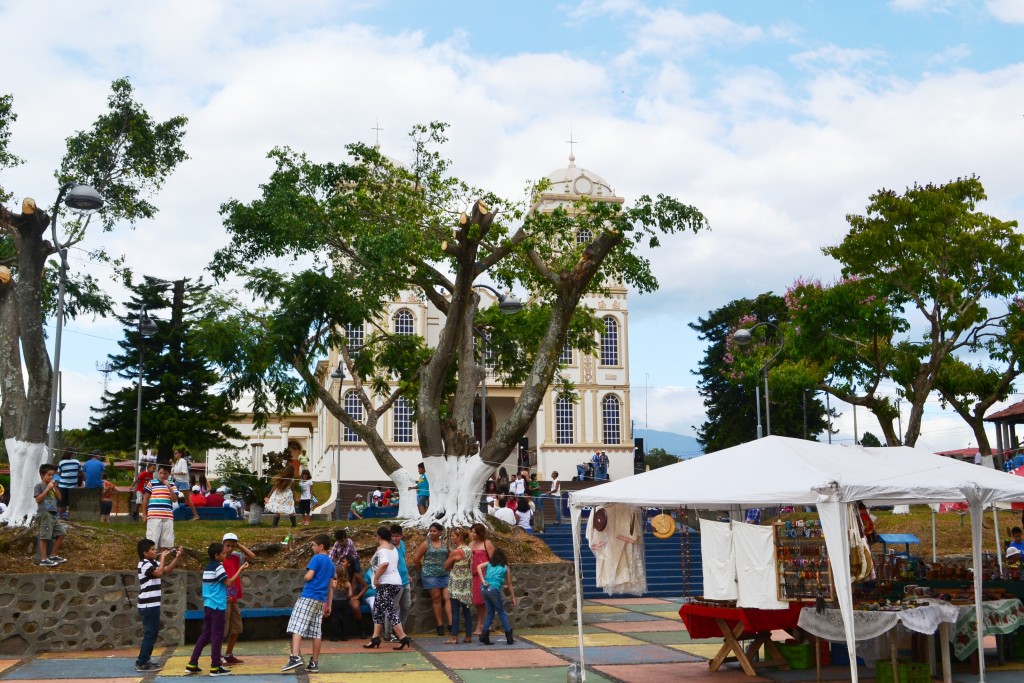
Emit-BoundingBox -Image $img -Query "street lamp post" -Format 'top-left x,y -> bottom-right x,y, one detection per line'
470,285 -> 523,451
46,183 -> 104,461
733,322 -> 785,439
133,308 -> 159,473
330,362 -> 345,520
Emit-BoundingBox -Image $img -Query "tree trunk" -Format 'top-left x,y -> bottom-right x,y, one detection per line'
0,438 -> 47,526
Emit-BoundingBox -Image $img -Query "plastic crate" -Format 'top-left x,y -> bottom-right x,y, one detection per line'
775,641 -> 814,670
873,660 -> 930,683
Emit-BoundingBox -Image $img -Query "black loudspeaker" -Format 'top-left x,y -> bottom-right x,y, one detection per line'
518,437 -> 530,469
634,437 -> 645,474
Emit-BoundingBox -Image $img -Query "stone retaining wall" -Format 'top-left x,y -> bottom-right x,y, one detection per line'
0,562 -> 574,655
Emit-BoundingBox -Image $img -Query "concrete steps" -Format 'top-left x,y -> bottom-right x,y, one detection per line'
538,521 -> 704,598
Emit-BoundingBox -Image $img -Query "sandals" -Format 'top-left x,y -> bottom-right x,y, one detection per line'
442,638 -> 458,644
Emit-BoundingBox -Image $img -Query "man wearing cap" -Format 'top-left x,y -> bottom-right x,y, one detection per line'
221,532 -> 255,665
83,450 -> 106,489
349,494 -> 366,520
190,485 -> 208,508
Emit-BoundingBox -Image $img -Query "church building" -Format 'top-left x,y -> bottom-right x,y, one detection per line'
208,153 -> 635,482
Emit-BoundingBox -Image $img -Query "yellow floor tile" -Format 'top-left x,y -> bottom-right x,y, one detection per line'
670,643 -> 723,659
312,672 -> 453,683
0,660 -> 19,675
583,605 -> 628,614
525,632 -> 644,648
647,611 -> 681,620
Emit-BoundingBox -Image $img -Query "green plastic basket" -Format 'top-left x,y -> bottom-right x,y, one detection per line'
775,641 -> 814,670
873,660 -> 930,683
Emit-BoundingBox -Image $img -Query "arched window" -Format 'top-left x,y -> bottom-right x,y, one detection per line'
393,397 -> 413,443
345,322 -> 364,358
559,343 -> 573,365
602,394 -> 621,445
555,397 -> 574,445
343,390 -> 363,442
600,316 -> 619,366
576,228 -> 593,245
393,309 -> 415,336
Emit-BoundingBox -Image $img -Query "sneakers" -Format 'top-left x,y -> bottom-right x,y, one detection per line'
36,559 -> 59,567
135,661 -> 163,672
209,666 -> 232,676
185,663 -> 203,674
304,660 -> 320,672
281,655 -> 304,671
48,555 -> 68,564
223,655 -> 244,665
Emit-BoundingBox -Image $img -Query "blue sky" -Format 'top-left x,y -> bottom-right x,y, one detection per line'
3,0 -> 1024,451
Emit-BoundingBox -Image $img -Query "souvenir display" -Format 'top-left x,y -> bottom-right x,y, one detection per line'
773,517 -> 835,601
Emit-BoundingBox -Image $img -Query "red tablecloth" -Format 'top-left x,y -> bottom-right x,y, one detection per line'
678,602 -> 807,639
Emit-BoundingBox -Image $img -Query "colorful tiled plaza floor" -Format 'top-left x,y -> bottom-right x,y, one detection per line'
3,598 -> 1024,682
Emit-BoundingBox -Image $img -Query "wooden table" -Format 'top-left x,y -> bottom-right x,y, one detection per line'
678,602 -> 807,676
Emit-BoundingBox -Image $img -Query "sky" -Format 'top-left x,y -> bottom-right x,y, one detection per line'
2,0 -> 1024,454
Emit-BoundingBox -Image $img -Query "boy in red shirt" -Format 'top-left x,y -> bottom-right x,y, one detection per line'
221,532 -> 256,665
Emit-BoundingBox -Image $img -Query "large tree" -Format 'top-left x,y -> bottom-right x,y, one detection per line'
774,177 -> 1024,446
88,277 -> 240,461
0,79 -> 187,525
206,122 -> 707,525
692,292 -> 830,452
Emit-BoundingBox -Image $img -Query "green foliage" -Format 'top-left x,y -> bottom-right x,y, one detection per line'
860,431 -> 883,447
58,78 -> 189,233
0,93 -> 23,203
215,452 -> 272,505
783,177 -> 1024,446
87,278 -> 240,459
692,293 -> 829,452
645,447 -> 680,470
204,121 -> 708,472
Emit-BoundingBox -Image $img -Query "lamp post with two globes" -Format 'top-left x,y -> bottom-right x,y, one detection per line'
133,309 -> 159,473
732,322 -> 785,439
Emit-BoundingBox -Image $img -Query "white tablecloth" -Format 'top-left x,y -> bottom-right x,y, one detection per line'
798,602 -> 960,642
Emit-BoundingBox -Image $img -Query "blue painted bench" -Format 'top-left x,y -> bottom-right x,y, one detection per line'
185,607 -> 292,621
173,506 -> 239,521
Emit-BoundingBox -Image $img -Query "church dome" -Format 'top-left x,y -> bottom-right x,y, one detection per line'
541,153 -> 616,199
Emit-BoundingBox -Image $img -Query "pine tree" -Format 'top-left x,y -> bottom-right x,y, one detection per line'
88,278 -> 240,462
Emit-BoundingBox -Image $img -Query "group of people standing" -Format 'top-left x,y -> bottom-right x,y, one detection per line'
482,467 -> 563,533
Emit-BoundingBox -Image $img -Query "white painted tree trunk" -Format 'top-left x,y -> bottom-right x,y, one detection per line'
389,467 -> 420,521
385,456 -> 495,528
0,438 -> 47,527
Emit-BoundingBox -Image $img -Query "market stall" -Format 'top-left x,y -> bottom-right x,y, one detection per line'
568,436 -> 1024,683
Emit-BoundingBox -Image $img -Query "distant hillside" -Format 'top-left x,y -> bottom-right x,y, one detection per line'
633,429 -> 703,459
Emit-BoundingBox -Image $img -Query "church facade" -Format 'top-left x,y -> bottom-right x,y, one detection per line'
207,154 -> 635,483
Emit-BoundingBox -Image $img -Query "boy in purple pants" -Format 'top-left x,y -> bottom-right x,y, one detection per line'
185,542 -> 248,676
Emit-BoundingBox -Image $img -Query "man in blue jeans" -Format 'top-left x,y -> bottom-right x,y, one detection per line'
135,539 -> 182,672
541,471 -> 562,525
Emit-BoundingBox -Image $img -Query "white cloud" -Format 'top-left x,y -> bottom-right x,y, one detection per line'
791,45 -> 888,73
890,0 -> 959,12
987,0 -> 1024,22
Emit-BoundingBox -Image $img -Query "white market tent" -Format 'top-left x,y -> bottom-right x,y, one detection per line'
567,436 -> 1024,683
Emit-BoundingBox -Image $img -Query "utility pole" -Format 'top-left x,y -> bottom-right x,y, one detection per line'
826,392 -> 832,444
802,389 -> 807,440
896,398 -> 903,444
853,403 -> 859,445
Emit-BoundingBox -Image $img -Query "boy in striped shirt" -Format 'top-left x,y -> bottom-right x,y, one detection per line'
142,465 -> 198,549
136,539 -> 182,672
186,542 -> 248,676
55,452 -> 81,521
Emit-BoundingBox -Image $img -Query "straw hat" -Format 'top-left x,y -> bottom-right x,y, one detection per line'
651,513 -> 676,539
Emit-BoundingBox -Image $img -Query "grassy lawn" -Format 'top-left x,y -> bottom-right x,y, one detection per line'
0,513 -> 559,575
